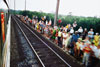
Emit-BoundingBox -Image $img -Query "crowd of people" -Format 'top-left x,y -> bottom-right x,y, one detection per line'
19,15 -> 100,67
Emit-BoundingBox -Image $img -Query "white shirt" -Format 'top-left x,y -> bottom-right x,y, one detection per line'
70,29 -> 74,34
90,45 -> 97,52
73,23 -> 77,27
46,21 -> 48,25
79,44 -> 85,50
58,31 -> 62,37
90,45 -> 100,59
48,20 -> 52,25
63,27 -> 67,32
94,49 -> 100,59
78,28 -> 83,33
63,33 -> 68,39
88,31 -> 94,38
54,26 -> 58,30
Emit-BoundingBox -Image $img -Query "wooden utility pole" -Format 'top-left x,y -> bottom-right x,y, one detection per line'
54,0 -> 60,26
14,0 -> 16,14
25,0 -> 26,11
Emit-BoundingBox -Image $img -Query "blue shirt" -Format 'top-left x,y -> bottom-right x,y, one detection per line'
72,34 -> 79,42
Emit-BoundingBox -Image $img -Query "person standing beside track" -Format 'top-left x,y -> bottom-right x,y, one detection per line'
51,28 -> 56,41
84,36 -> 91,45
75,38 -> 82,58
58,29 -> 62,48
49,28 -> 53,40
70,27 -> 74,35
82,42 -> 92,67
31,19 -> 34,27
78,26 -> 83,36
55,29 -> 58,45
70,31 -> 79,55
39,20 -> 42,33
44,25 -> 49,38
40,21 -> 45,34
72,31 -> 79,42
66,32 -> 72,53
32,19 -> 36,28
88,29 -> 94,41
62,30 -> 68,51
29,18 -> 32,26
89,43 -> 100,67
81,28 -> 88,40
93,33 -> 100,47
36,22 -> 40,32
79,41 -> 85,59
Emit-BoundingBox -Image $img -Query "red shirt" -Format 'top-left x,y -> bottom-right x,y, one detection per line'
30,20 -> 32,23
83,46 -> 91,53
55,32 -> 58,37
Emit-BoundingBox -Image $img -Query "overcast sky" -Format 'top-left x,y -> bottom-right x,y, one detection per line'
1,0 -> 100,17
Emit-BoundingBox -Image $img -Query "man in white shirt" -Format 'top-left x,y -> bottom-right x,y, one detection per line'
70,27 -> 74,35
78,26 -> 83,36
62,30 -> 68,50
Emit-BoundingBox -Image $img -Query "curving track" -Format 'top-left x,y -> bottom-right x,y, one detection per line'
12,15 -> 82,67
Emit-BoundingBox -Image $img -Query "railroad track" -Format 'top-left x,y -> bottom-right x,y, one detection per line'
12,15 -> 71,67
12,15 -> 82,67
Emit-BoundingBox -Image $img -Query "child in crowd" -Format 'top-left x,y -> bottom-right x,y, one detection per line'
75,38 -> 82,57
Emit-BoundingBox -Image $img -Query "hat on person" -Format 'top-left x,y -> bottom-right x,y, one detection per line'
96,33 -> 99,35
78,38 -> 82,41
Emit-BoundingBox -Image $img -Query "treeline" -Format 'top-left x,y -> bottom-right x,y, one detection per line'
10,10 -> 100,33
